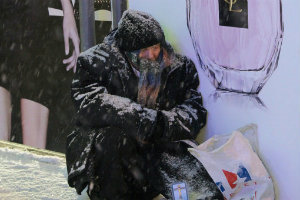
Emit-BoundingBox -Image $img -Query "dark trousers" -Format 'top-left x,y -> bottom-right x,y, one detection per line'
88,129 -> 157,199
67,126 -> 161,200
66,126 -> 223,200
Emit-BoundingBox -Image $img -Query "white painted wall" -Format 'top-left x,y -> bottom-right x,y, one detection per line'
129,0 -> 300,199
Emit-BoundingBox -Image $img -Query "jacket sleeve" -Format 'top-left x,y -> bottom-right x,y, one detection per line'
71,45 -> 159,142
152,58 -> 207,143
72,46 -> 206,143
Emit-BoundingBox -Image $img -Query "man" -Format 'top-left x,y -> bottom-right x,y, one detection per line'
66,9 -> 223,199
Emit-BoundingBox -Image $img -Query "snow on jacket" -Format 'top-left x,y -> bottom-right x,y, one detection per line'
65,9 -> 221,199
71,37 -> 206,143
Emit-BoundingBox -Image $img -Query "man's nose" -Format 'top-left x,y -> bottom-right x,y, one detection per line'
144,49 -> 157,61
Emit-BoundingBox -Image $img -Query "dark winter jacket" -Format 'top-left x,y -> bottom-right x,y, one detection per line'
71,37 -> 206,142
66,9 -> 222,200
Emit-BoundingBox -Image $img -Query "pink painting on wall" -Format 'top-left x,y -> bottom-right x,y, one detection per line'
187,0 -> 284,94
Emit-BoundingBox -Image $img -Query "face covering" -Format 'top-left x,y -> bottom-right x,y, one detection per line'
126,48 -> 167,109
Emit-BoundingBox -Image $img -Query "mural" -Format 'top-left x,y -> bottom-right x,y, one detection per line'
186,0 -> 284,94
0,0 -> 111,153
129,0 -> 300,199
48,0 -> 112,21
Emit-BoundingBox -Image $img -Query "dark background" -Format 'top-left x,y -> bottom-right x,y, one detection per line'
219,0 -> 248,28
1,0 -> 111,153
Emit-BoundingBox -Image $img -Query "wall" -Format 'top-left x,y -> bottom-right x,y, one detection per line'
129,0 -> 300,199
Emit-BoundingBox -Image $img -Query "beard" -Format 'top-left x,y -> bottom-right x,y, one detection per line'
137,58 -> 163,109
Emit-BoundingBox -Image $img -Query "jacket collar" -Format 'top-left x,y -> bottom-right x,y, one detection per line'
104,32 -> 181,100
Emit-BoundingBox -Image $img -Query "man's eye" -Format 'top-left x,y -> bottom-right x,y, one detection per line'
143,49 -> 149,55
154,44 -> 160,50
137,49 -> 145,57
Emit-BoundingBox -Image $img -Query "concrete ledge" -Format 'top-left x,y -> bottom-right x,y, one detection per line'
0,140 -> 165,199
0,140 -> 65,159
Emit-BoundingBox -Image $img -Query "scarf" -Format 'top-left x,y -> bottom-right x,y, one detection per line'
126,49 -> 168,109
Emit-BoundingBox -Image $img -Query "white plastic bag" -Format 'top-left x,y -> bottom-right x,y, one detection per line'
187,124 -> 274,200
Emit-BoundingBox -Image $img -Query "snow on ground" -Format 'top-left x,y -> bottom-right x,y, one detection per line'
0,147 -> 89,200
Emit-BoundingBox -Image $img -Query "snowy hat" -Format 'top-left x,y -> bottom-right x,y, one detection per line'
115,9 -> 165,51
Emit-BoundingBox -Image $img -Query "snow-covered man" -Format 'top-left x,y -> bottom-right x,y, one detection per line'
66,9 -> 222,200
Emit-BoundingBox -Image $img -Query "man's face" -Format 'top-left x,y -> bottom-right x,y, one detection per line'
138,43 -> 161,61
125,43 -> 164,72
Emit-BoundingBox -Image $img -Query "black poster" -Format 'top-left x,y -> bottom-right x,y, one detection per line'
0,0 -> 111,153
219,0 -> 248,28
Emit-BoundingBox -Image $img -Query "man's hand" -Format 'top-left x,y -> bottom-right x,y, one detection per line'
61,0 -> 80,73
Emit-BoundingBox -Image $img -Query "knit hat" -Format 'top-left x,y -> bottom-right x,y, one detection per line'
115,9 -> 165,51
